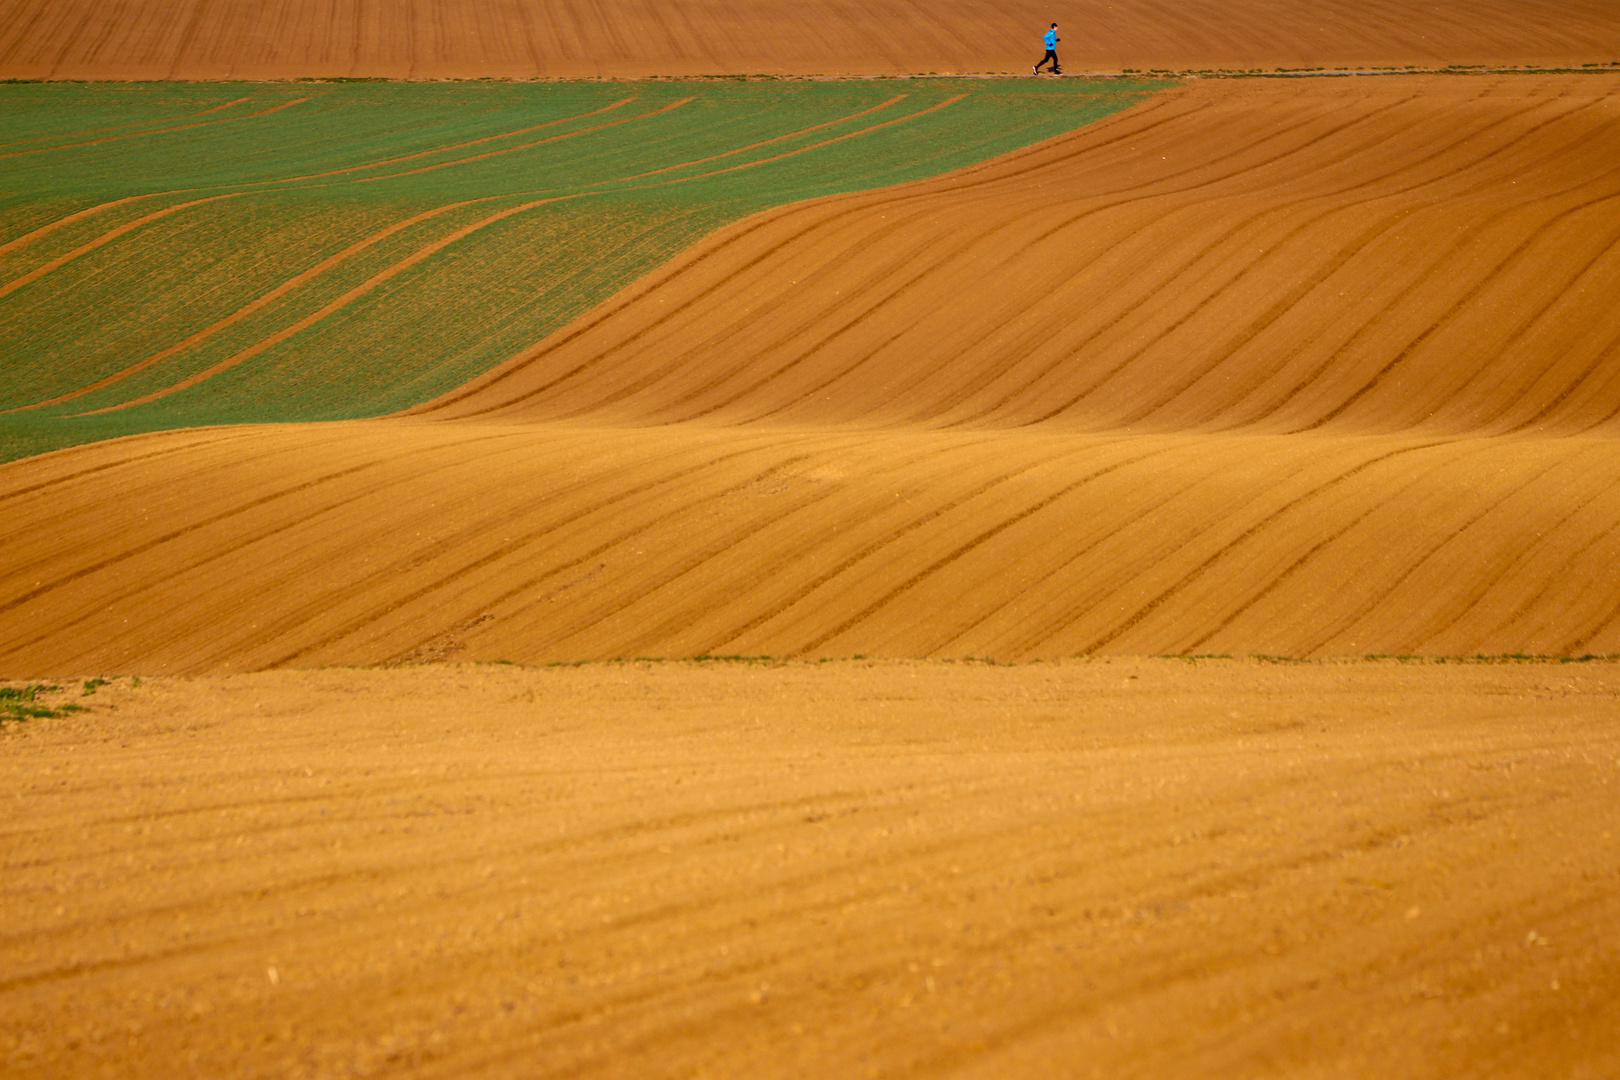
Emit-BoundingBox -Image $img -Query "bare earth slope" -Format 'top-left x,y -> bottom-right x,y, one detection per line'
1,0 -> 1619,79
4,660 -> 1618,1078
4,76 -> 1619,675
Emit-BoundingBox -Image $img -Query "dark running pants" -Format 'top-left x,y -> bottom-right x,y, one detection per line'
1035,49 -> 1060,72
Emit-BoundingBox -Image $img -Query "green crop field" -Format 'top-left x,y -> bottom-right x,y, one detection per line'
0,78 -> 1168,462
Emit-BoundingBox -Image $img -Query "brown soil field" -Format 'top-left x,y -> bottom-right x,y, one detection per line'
5,76 -> 1620,675
1,0 -> 1618,79
4,659 -> 1618,1078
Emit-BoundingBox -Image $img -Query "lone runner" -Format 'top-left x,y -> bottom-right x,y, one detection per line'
1034,23 -> 1061,75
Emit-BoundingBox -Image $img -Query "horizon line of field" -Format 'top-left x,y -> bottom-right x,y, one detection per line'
7,651 -> 1620,690
0,86 -> 1010,416
8,63 -> 1616,171
6,60 -> 1620,85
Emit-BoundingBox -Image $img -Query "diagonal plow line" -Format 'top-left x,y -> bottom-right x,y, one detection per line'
640,208 -> 984,424
0,428 -> 263,507
0,194 -> 174,257
1561,523 -> 1620,654
3,200 -> 491,413
793,441 -> 1180,656
0,98 -> 641,256
486,431 -> 998,651
0,193 -> 245,301
1078,441 -> 1452,654
75,197 -> 576,414
587,435 -> 993,657
700,436 -> 1149,651
415,96 -> 1338,420
1482,499 -> 1620,649
1509,313 -> 1620,434
265,96 -> 639,183
622,97 -> 1310,415
611,95 -> 909,181
0,430 -> 550,658
486,102 -> 997,420
375,449 -> 846,664
894,95 -> 1428,427
958,95 -> 1431,426
416,92 -> 981,419
672,94 -> 967,184
11,85 -> 1105,425
0,459 -> 386,619
1434,221 -> 1620,433
1199,93 -> 1615,429
1285,447 -> 1609,656
0,96 -> 250,148
1250,164 -> 1620,430
34,93 -> 967,415
1569,324 -> 1620,434
937,456 -> 1230,658
0,96 -> 311,159
1297,187 -> 1620,432
266,441 -> 826,667
1097,94 -> 1601,428
356,97 -> 697,182
1185,439 -> 1526,654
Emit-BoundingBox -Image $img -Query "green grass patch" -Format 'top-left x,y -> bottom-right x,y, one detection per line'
0,78 -> 1169,462
0,684 -> 88,724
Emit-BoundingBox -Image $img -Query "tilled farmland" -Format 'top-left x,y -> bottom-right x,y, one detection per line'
5,76 -> 1620,670
3,3 -> 1620,1078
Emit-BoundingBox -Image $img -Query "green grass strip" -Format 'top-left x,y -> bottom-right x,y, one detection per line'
0,683 -> 88,724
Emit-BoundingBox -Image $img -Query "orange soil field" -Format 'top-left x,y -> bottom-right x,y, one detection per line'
4,660 -> 1618,1078
5,0 -> 1620,1059
1,0 -> 1619,80
4,75 -> 1620,676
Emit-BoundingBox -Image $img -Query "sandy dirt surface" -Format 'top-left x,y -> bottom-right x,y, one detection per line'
1,0 -> 1618,79
4,76 -> 1619,674
3,659 -> 1618,1078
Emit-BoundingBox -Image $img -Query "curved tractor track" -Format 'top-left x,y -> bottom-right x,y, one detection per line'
0,79 -> 1140,449
0,0 -> 1618,78
3,75 -> 1620,674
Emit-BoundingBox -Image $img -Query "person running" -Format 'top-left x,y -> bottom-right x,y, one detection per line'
1033,23 -> 1061,75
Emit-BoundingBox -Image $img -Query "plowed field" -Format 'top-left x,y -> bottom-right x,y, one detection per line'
5,660 -> 1619,1078
4,75 -> 1619,674
4,9 -> 1620,1069
1,0 -> 1619,79
0,78 -> 1156,463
